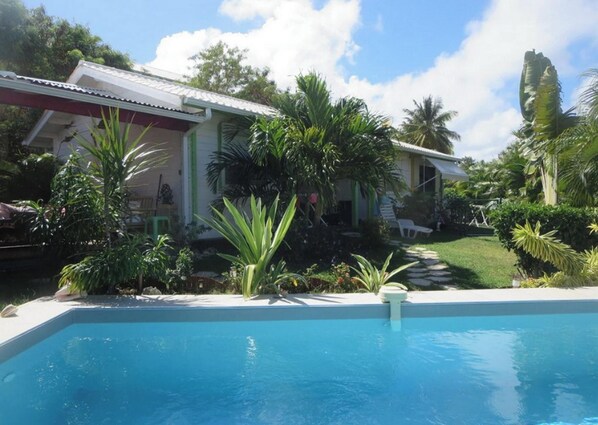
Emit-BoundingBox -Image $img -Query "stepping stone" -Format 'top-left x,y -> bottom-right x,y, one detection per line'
406,267 -> 426,273
429,270 -> 451,276
409,278 -> 432,287
405,250 -> 419,255
423,259 -> 440,266
387,240 -> 402,247
427,264 -> 449,271
429,276 -> 453,283
420,254 -> 439,260
414,247 -> 426,251
422,250 -> 438,255
441,285 -> 458,291
404,256 -> 419,261
407,272 -> 428,278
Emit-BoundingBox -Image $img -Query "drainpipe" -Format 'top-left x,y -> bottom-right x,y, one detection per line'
181,103 -> 212,224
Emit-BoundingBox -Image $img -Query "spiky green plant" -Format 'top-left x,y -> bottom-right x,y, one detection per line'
76,108 -> 166,244
199,195 -> 297,299
512,221 -> 598,287
350,253 -> 417,294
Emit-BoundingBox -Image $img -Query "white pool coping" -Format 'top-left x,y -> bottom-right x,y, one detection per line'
2,287 -> 598,351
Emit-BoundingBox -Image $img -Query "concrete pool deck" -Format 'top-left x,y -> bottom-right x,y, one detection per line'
2,287 -> 598,349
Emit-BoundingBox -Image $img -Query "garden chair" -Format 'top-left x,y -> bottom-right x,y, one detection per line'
379,203 -> 433,239
396,219 -> 433,239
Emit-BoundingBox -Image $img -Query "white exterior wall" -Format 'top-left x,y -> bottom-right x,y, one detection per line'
50,115 -> 184,217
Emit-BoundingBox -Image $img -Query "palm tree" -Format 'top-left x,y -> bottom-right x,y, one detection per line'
397,96 -> 460,154
517,50 -> 577,205
207,73 -> 403,225
555,68 -> 598,206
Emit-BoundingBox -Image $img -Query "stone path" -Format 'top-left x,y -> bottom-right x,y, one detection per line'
396,242 -> 457,290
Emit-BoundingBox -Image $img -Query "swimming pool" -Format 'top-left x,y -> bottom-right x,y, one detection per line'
1,307 -> 598,424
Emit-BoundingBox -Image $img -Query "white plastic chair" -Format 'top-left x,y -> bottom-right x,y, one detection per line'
397,219 -> 433,239
379,204 -> 433,239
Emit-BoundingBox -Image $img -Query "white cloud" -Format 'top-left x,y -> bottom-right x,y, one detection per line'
148,0 -> 598,160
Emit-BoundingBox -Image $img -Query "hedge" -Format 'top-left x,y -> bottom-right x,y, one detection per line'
490,203 -> 598,277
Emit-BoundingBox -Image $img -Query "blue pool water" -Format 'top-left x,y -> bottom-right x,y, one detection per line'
1,313 -> 598,424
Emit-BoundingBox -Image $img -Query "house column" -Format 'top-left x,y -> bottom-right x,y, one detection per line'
351,181 -> 359,228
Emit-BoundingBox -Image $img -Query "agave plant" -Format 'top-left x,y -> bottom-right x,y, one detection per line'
350,253 -> 417,294
199,195 -> 297,299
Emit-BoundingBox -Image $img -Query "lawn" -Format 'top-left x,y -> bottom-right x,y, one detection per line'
401,229 -> 518,289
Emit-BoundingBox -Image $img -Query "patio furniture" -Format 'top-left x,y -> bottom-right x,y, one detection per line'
379,204 -> 433,239
145,215 -> 171,241
125,197 -> 155,230
397,219 -> 433,239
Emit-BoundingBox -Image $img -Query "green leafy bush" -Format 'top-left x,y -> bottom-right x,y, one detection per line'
359,217 -> 390,247
282,224 -> 359,264
395,192 -> 436,226
490,202 -> 598,276
26,155 -> 104,258
59,234 -> 173,293
442,188 -> 472,225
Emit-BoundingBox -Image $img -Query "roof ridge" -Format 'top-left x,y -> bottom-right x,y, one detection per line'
78,60 -> 273,110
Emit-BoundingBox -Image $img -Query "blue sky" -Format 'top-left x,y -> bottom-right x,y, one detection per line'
22,0 -> 598,159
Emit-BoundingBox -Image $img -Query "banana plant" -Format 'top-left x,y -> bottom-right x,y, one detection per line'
518,50 -> 577,205
350,252 -> 417,294
199,195 -> 297,299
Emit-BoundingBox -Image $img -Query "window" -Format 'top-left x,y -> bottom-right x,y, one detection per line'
418,165 -> 436,193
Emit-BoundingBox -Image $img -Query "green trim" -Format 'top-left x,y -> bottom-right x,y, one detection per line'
217,121 -> 224,192
367,187 -> 375,218
190,131 -> 198,217
351,181 -> 359,228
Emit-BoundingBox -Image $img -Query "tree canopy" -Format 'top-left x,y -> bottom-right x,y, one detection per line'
187,41 -> 279,105
0,0 -> 131,165
397,96 -> 460,154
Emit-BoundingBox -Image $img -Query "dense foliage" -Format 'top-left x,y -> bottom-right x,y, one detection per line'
187,41 -> 279,105
0,153 -> 60,202
513,221 -> 597,287
490,202 -> 598,276
208,73 -> 403,225
0,0 -> 131,186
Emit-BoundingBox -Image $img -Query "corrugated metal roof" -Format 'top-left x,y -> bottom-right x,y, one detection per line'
78,61 -> 277,117
8,74 -> 198,117
395,141 -> 462,161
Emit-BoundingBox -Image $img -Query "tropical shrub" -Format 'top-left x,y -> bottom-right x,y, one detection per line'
491,202 -> 598,276
166,247 -> 195,291
282,224 -> 359,265
512,221 -> 598,287
0,153 -> 61,203
395,192 -> 436,227
359,217 -> 390,248
442,189 -> 471,225
350,253 -> 417,294
76,108 -> 166,244
26,154 -> 104,258
59,234 -> 173,293
199,195 -> 297,299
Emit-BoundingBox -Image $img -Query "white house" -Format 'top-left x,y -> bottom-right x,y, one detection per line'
0,61 -> 467,234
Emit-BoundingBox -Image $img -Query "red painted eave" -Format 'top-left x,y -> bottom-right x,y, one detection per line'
0,87 -> 193,132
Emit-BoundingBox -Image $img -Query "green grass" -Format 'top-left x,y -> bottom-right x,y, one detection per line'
401,230 -> 518,289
